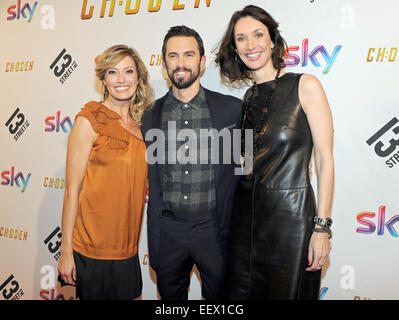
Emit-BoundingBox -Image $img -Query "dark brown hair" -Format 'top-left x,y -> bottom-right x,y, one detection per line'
162,25 -> 205,59
215,5 -> 287,84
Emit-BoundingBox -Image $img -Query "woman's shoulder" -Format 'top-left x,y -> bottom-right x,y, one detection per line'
298,73 -> 324,95
76,101 -> 121,122
83,100 -> 103,110
279,71 -> 306,82
75,101 -> 124,139
78,101 -> 119,118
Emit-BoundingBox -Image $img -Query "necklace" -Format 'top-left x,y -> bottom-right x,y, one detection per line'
241,69 -> 281,176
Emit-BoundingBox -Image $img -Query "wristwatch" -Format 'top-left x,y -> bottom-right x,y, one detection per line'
313,217 -> 332,228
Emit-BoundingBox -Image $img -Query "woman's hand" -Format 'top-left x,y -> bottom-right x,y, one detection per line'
306,231 -> 331,272
57,252 -> 76,285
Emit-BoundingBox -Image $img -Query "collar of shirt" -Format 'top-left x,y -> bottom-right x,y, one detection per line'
166,86 -> 205,111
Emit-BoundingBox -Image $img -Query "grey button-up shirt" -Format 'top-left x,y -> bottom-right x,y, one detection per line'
161,86 -> 216,217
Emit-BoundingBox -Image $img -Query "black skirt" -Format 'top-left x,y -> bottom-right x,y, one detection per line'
73,250 -> 142,300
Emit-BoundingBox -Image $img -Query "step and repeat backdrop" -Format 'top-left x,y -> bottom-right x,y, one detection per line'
1,0 -> 398,300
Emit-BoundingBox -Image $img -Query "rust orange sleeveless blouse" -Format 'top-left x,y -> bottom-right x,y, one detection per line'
72,101 -> 148,260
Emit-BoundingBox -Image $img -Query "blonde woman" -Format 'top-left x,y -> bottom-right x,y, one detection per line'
57,45 -> 153,300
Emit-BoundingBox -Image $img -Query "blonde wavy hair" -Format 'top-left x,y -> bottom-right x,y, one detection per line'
95,45 -> 154,126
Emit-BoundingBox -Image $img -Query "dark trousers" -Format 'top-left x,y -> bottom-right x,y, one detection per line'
156,210 -> 226,300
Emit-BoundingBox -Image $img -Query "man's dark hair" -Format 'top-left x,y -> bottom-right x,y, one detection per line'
162,25 -> 205,59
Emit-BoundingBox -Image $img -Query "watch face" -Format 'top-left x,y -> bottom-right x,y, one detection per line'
314,217 -> 332,227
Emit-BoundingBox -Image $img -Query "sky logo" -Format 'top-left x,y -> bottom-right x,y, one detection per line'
284,39 -> 342,74
319,287 -> 328,300
7,1 -> 38,23
45,111 -> 73,133
1,166 -> 31,193
356,205 -> 399,237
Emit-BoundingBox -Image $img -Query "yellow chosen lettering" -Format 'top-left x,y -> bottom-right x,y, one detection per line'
100,0 -> 116,18
366,48 -> 375,62
150,54 -> 163,66
148,0 -> 161,12
173,0 -> 184,10
81,0 -> 211,19
81,0 -> 94,19
376,48 -> 385,62
194,0 -> 211,8
126,0 -> 140,14
44,177 -> 65,189
388,47 -> 397,62
0,227 -> 28,241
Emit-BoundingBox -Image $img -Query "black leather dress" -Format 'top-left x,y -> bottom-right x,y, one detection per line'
225,73 -> 321,300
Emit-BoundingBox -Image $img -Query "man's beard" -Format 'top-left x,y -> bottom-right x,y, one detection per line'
167,64 -> 201,89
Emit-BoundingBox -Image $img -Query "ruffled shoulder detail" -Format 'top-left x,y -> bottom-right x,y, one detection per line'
75,101 -> 130,149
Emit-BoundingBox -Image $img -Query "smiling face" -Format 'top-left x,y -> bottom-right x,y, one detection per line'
234,16 -> 274,73
103,55 -> 138,103
163,36 -> 205,89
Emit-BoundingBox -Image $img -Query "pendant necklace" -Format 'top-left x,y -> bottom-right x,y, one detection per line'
241,68 -> 281,179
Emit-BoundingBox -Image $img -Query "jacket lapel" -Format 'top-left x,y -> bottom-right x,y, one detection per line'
141,93 -> 168,195
204,88 -> 223,190
204,88 -> 224,132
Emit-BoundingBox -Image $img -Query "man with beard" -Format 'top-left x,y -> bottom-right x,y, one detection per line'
140,25 -> 242,300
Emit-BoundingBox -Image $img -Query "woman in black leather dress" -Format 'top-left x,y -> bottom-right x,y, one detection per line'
215,5 -> 334,299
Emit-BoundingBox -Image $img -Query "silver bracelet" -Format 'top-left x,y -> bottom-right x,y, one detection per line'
314,217 -> 333,228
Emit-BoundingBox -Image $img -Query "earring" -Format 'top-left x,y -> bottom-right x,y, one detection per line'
271,46 -> 275,59
234,48 -> 239,62
235,51 -> 239,62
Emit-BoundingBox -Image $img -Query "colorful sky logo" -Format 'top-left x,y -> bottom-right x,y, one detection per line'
356,206 -> 399,237
45,111 -> 73,133
1,166 -> 31,193
7,1 -> 38,23
319,287 -> 328,300
284,39 -> 342,74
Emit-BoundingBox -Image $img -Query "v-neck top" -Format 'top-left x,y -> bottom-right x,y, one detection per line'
72,101 -> 148,260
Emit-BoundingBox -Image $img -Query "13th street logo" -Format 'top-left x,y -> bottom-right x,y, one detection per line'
5,108 -> 29,142
50,48 -> 78,84
0,275 -> 24,300
43,226 -> 61,261
366,117 -> 399,168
